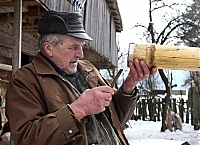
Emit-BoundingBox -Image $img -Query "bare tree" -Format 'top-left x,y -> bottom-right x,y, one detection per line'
130,0 -> 195,131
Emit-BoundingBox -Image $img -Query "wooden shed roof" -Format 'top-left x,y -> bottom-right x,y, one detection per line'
105,0 -> 123,32
65,0 -> 123,32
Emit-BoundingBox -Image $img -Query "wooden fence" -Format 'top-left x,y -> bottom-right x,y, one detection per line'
131,97 -> 199,125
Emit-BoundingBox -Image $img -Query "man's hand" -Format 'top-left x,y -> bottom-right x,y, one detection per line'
70,86 -> 114,120
123,59 -> 157,94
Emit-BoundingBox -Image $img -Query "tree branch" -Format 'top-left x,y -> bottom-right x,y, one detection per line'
161,21 -> 195,44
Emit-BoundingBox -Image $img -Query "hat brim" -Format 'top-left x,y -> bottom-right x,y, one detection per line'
66,32 -> 93,41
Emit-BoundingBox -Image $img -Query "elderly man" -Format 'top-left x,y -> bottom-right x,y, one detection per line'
6,10 -> 156,145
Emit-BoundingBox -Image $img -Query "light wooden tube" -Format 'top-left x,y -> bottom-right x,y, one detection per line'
127,43 -> 200,71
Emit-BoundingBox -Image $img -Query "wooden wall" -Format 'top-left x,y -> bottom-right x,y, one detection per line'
40,0 -> 75,12
0,22 -> 38,60
85,0 -> 112,61
110,16 -> 118,66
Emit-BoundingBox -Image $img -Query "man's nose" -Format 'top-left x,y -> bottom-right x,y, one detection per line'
75,47 -> 84,59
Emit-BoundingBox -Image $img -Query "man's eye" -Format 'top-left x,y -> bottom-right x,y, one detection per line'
68,47 -> 76,50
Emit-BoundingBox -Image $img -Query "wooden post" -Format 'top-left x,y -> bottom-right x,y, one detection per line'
134,103 -> 139,120
138,101 -> 141,120
186,100 -> 189,124
191,99 -> 194,125
167,108 -> 173,132
172,99 -> 177,113
128,43 -> 200,71
179,98 -> 184,123
157,99 -> 161,121
142,99 -> 146,120
12,0 -> 22,74
161,98 -> 167,132
10,1 -> 22,145
132,103 -> 138,120
153,98 -> 157,122
147,99 -> 153,121
193,86 -> 200,125
188,86 -> 200,125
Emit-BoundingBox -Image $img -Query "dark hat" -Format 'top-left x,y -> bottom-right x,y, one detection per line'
38,10 -> 93,40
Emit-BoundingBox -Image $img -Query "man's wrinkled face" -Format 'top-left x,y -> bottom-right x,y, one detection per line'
48,36 -> 84,75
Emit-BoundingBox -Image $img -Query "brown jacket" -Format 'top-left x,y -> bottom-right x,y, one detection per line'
6,53 -> 138,145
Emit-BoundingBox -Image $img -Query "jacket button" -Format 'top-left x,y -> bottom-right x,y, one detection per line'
68,130 -> 73,134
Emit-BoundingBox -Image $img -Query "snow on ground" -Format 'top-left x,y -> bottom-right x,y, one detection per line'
125,120 -> 200,145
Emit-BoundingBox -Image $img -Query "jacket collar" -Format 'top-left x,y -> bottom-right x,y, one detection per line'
32,53 -> 58,76
40,52 -> 67,77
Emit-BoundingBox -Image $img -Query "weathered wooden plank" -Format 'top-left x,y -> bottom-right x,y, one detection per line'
0,55 -> 12,66
0,0 -> 12,2
85,0 -> 111,57
12,0 -> 22,73
153,90 -> 186,95
0,69 -> 11,81
0,79 -> 9,84
0,33 -> 38,57
0,43 -> 12,58
0,22 -> 38,57
0,1 -> 40,7
0,23 -> 14,46
0,63 -> 12,71
110,16 -> 117,66
40,0 -> 73,11
0,6 -> 27,13
23,1 -> 41,6
171,90 -> 186,95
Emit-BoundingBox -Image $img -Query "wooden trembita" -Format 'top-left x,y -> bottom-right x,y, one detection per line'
128,43 -> 200,71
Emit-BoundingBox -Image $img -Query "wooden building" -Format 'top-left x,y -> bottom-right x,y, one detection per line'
0,0 -> 122,73
0,0 -> 122,122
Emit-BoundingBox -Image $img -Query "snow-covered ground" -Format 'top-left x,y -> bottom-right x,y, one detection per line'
125,120 -> 200,145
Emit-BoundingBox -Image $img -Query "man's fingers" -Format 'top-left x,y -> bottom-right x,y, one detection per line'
99,92 -> 112,102
95,86 -> 114,94
140,61 -> 151,77
90,87 -> 113,103
150,68 -> 157,76
133,59 -> 144,78
128,61 -> 138,78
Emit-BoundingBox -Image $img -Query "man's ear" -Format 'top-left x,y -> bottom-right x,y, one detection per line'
43,42 -> 53,57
